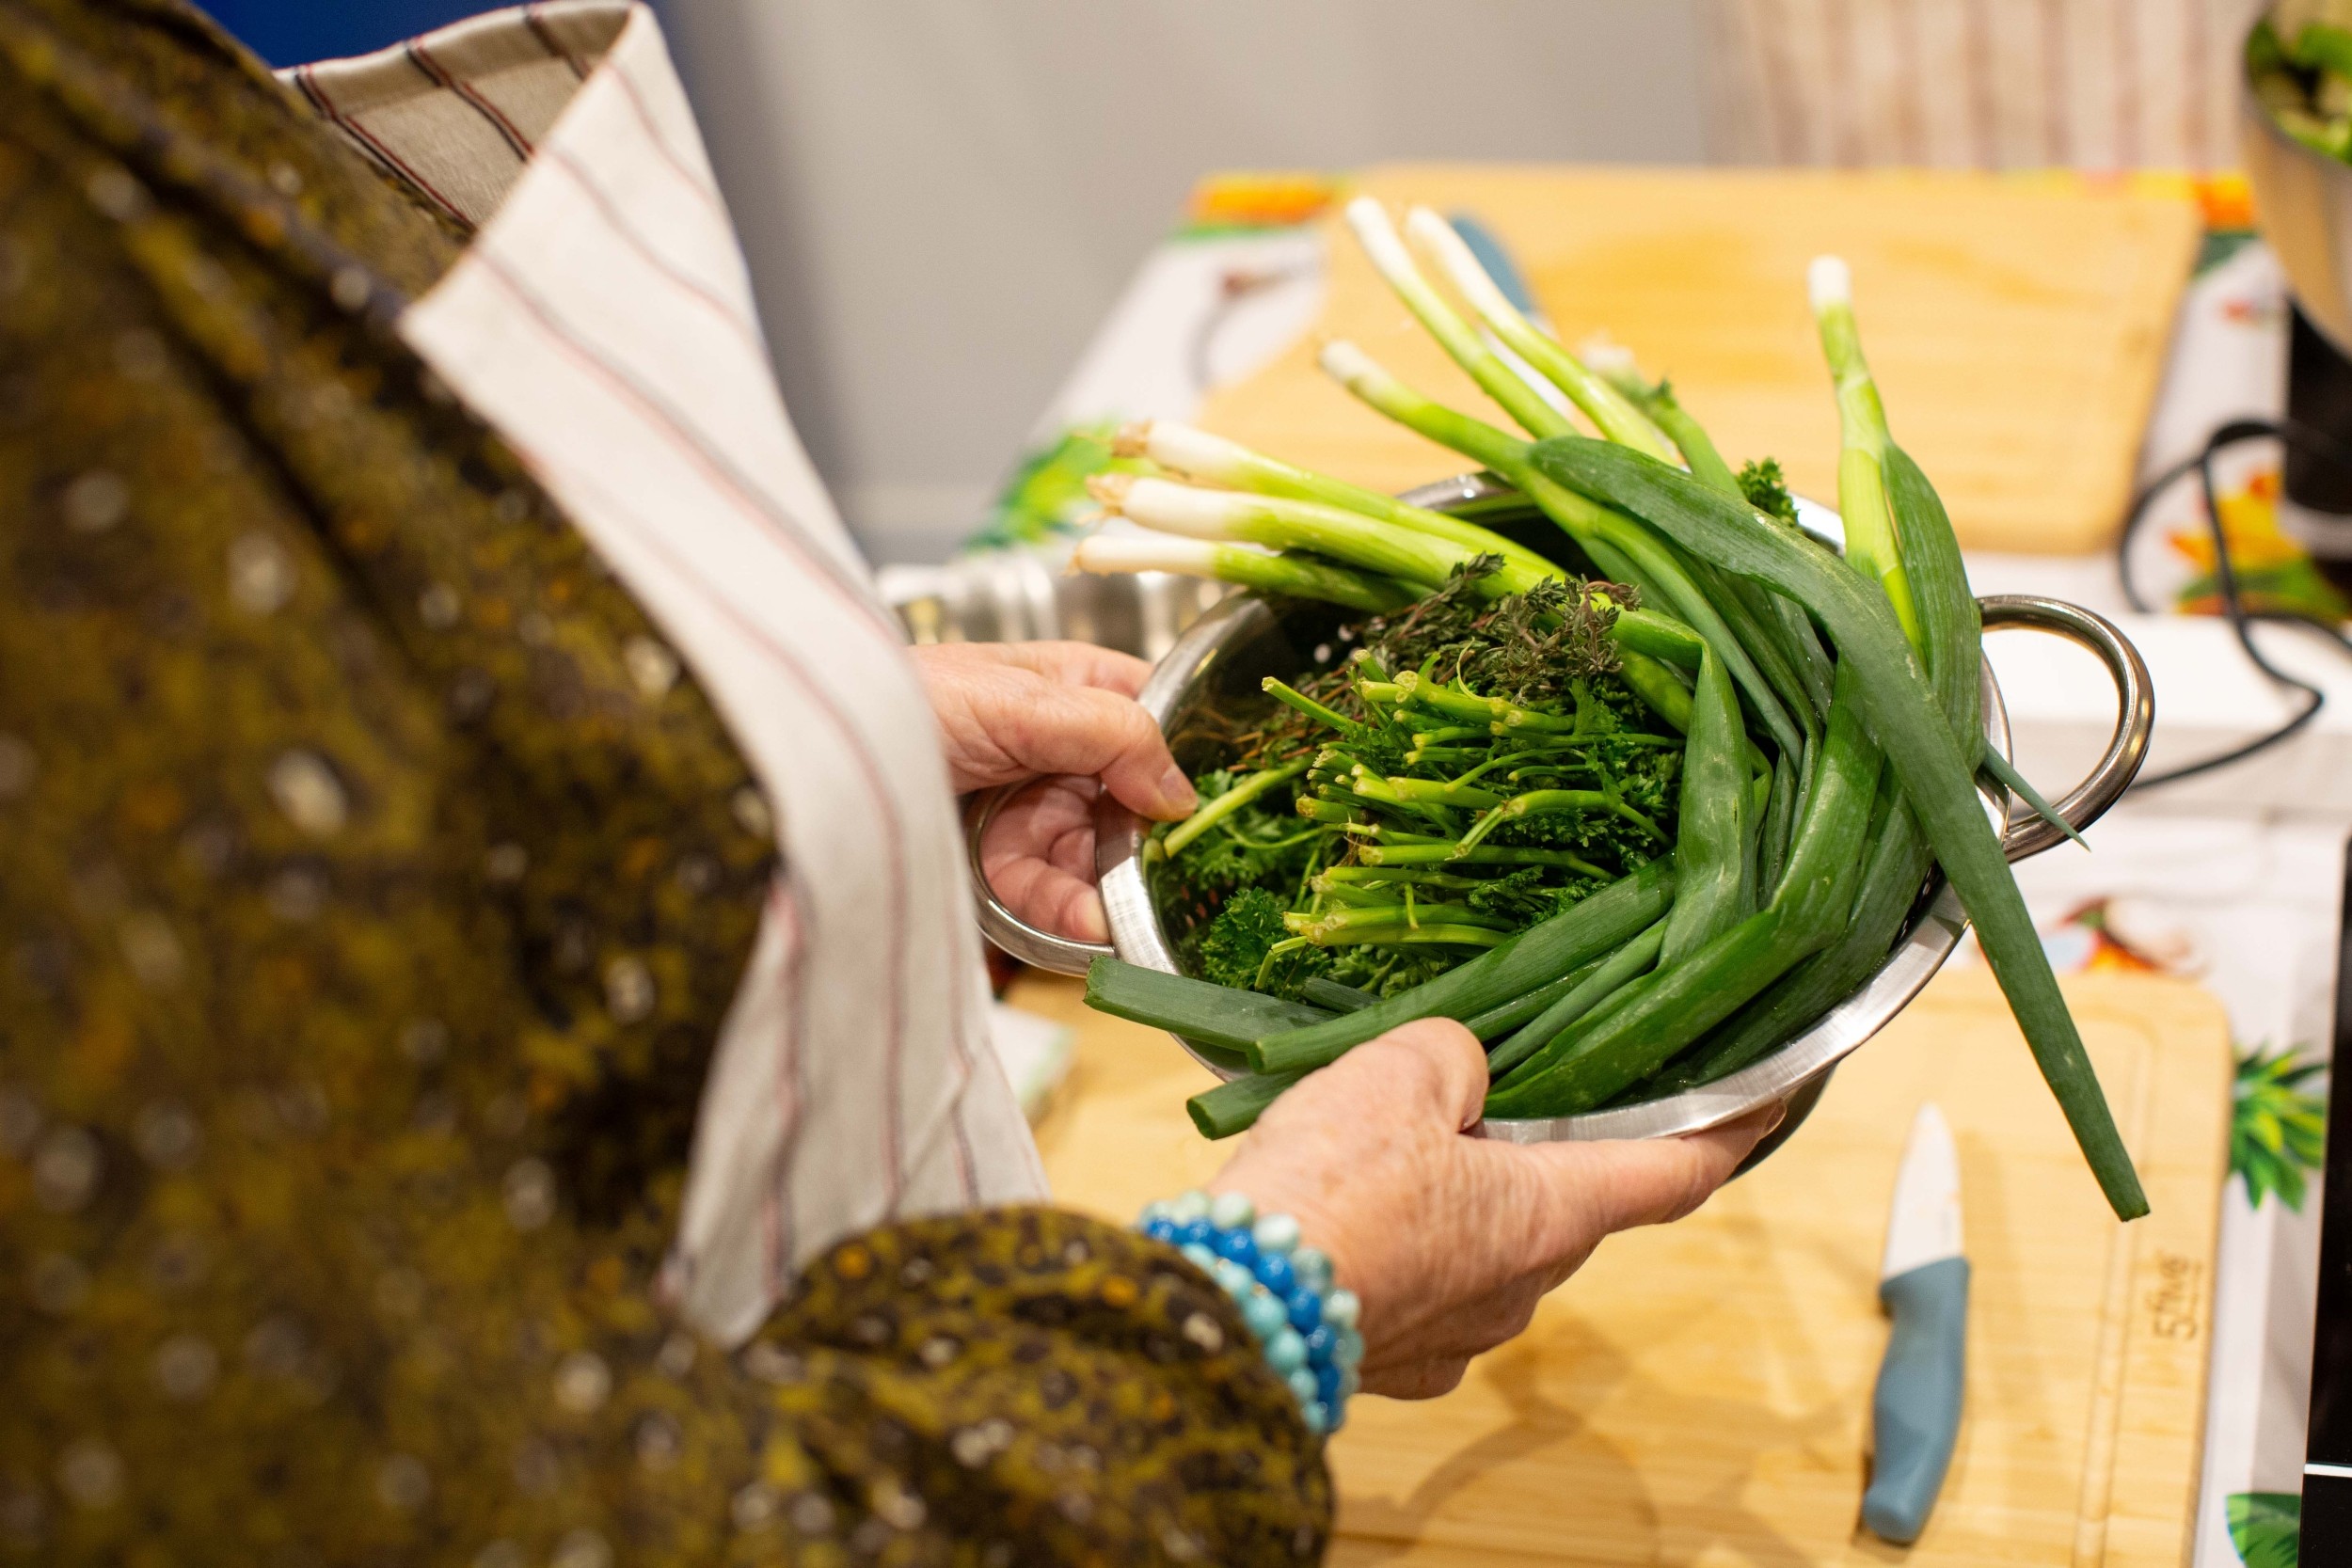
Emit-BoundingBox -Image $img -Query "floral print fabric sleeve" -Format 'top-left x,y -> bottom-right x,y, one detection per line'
0,1 -> 1325,1561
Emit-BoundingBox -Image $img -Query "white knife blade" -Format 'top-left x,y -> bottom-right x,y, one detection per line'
1865,1101 -> 1970,1544
1881,1101 -> 1964,1280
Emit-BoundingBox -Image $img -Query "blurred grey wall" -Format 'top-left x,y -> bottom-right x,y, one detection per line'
658,1 -> 1707,563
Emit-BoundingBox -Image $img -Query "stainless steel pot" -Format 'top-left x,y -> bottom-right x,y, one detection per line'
967,479 -> 2153,1156
879,550 -> 1232,661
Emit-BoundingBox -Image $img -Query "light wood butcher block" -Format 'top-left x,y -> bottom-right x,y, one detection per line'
1022,966 -> 2231,1566
1193,165 -> 2200,556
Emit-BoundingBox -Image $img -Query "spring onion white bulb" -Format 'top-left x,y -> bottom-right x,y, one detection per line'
1579,335 -> 1637,374
1069,530 -> 1249,576
1401,206 -> 1520,332
1110,418 -> 1550,573
1317,341 -> 1538,482
1317,340 -> 1395,403
1402,207 -> 1677,461
1806,254 -> 1852,313
1086,474 -> 1250,541
1087,473 -> 1541,595
1342,196 -> 1422,292
1110,420 -> 1258,487
1068,528 -> 1414,614
1339,199 -> 1574,441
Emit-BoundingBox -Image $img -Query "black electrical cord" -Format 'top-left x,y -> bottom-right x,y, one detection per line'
2115,415 -> 2352,789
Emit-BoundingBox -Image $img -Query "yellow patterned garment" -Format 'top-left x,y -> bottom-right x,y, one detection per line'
0,1 -> 1327,1561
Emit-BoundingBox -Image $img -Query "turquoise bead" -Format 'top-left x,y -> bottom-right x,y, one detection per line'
1303,1399 -> 1330,1434
1209,1191 -> 1256,1229
1265,1328 -> 1307,1373
1168,1190 -> 1212,1225
1339,1365 -> 1360,1399
1212,1259 -> 1254,1297
1212,1227 -> 1258,1268
1179,1242 -> 1217,1272
1293,1246 -> 1333,1294
1251,1251 -> 1295,1295
1138,1199 -> 1171,1226
1251,1212 -> 1301,1255
1322,1288 -> 1360,1331
1334,1327 -> 1364,1368
1243,1289 -> 1289,1340
1286,1367 -> 1319,1406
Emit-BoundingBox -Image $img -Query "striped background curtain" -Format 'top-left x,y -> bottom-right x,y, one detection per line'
1704,0 -> 2273,169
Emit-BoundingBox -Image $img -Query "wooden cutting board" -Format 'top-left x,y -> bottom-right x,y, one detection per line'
1022,966 -> 2232,1566
1194,165 -> 2201,556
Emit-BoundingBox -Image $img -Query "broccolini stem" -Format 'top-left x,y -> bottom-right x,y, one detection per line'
1285,903 -> 1509,937
1454,789 -> 1666,855
1357,843 -> 1613,875
1162,758 -> 1311,858
1378,776 -> 1505,808
1297,925 -> 1512,950
1261,676 -> 1357,732
1315,867 -> 1488,891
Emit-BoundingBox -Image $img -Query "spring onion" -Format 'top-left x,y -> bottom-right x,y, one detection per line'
1073,212 -> 2143,1220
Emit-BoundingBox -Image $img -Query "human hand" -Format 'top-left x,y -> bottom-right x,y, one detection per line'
913,641 -> 1196,944
1208,1018 -> 1776,1399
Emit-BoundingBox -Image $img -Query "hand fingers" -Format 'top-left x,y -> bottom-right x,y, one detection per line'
1252,1015 -> 1484,1155
913,645 -> 1172,806
1522,1103 -> 1780,1241
993,641 -> 1153,697
1338,1016 -> 1488,1132
985,777 -> 1100,877
980,782 -> 1107,942
1359,1357 -> 1471,1401
908,640 -> 1148,697
981,850 -> 1107,943
1365,1286 -> 1544,1376
989,679 -> 1194,820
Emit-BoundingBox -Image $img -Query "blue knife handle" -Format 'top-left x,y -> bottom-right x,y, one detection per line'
1447,214 -> 1540,318
1862,1256 -> 1969,1544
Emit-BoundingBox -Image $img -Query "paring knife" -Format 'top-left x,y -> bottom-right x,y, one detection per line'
1863,1101 -> 1969,1545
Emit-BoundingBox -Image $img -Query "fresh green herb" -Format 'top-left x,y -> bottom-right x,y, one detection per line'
1738,457 -> 1798,523
1149,572 -> 1678,1006
1194,887 -> 1293,990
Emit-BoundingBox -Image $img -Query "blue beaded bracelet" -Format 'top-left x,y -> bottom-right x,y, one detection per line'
1137,1190 -> 1362,1435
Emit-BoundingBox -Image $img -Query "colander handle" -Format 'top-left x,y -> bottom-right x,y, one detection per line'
1978,595 -> 2153,862
964,783 -> 1115,976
